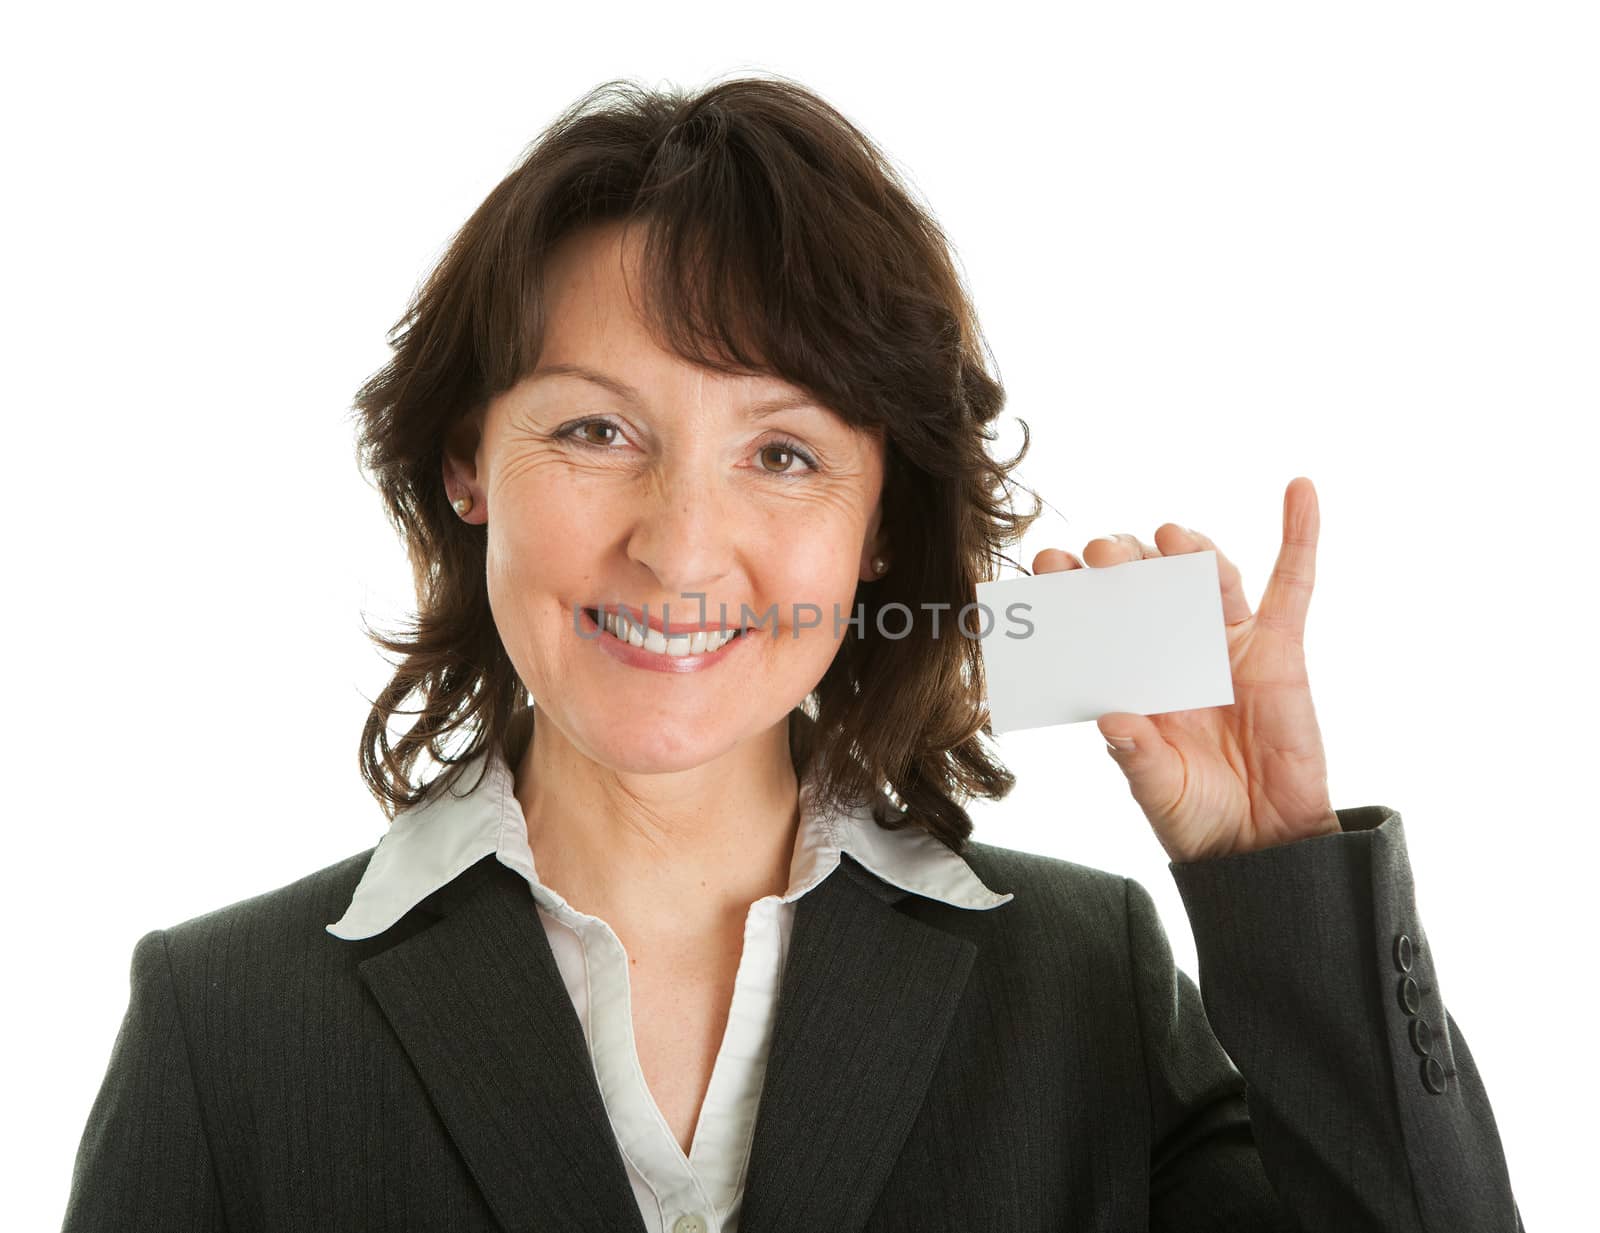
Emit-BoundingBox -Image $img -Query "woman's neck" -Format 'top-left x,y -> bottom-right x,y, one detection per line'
511,711 -> 804,945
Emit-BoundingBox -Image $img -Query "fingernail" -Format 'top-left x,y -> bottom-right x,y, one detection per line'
1105,736 -> 1136,754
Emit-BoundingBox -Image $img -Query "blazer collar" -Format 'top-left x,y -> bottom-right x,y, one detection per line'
354,840 -> 995,1233
326,739 -> 1012,941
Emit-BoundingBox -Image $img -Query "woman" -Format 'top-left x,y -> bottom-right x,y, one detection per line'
62,75 -> 1522,1232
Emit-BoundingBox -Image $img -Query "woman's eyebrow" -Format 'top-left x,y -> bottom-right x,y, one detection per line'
528,363 -> 819,418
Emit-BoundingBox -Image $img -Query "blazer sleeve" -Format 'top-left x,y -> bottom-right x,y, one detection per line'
1157,804 -> 1522,1233
61,927 -> 229,1232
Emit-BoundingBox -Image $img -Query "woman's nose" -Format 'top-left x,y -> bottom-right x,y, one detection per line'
623,472 -> 737,595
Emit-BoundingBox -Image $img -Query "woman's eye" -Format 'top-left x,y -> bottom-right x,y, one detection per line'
552,417 -> 629,449
759,444 -> 795,473
757,439 -> 818,475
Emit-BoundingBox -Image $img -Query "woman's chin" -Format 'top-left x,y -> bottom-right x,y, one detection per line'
578,728 -> 743,775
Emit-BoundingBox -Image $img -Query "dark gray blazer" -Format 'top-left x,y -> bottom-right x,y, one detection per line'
62,805 -> 1523,1232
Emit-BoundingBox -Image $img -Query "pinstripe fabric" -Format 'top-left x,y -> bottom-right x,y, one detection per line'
323,740 -> 1012,1233
62,805 -> 1523,1231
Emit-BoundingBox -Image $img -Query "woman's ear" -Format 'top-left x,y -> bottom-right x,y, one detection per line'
442,410 -> 488,525
858,500 -> 889,582
857,430 -> 892,581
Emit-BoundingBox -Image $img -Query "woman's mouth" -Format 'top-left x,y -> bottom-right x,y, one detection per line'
579,606 -> 748,673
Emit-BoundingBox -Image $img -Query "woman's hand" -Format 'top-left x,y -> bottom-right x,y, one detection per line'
1032,476 -> 1341,863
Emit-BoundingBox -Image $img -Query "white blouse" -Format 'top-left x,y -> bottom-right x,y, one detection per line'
326,742 -> 1013,1233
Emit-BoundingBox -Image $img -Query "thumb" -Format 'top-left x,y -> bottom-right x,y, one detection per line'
1097,711 -> 1181,808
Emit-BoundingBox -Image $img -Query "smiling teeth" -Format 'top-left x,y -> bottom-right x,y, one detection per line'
600,610 -> 740,656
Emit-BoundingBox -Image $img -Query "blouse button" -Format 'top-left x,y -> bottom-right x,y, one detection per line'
673,1214 -> 709,1233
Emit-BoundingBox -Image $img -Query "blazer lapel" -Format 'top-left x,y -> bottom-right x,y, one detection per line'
356,853 -> 648,1233
739,853 -> 978,1233
355,849 -> 978,1233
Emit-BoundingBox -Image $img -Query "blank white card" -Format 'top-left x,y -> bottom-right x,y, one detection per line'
975,549 -> 1234,735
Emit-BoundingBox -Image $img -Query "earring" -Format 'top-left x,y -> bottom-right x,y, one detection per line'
452,494 -> 473,517
871,556 -> 889,575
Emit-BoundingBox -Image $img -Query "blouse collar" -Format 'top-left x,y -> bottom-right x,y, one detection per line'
326,739 -> 1012,941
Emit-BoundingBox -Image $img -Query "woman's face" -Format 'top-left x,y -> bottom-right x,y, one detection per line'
444,220 -> 887,774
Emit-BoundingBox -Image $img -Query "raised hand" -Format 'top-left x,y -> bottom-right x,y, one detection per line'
1032,476 -> 1341,863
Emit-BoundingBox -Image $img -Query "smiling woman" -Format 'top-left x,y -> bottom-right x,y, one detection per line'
350,82 -> 1037,850
62,73 -> 1522,1233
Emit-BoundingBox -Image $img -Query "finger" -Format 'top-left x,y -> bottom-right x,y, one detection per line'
1153,523 -> 1252,625
1257,476 -> 1319,640
1082,532 -> 1157,567
1097,710 -> 1184,823
1031,547 -> 1085,574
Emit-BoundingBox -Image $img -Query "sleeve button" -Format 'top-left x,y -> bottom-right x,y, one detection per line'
1397,976 -> 1421,1016
1409,1016 -> 1433,1057
1422,1054 -> 1447,1094
1393,933 -> 1414,972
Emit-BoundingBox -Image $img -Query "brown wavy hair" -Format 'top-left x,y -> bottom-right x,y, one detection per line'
350,72 -> 1042,851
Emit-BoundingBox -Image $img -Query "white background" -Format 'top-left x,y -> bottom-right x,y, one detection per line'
7,2 -> 1593,1227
